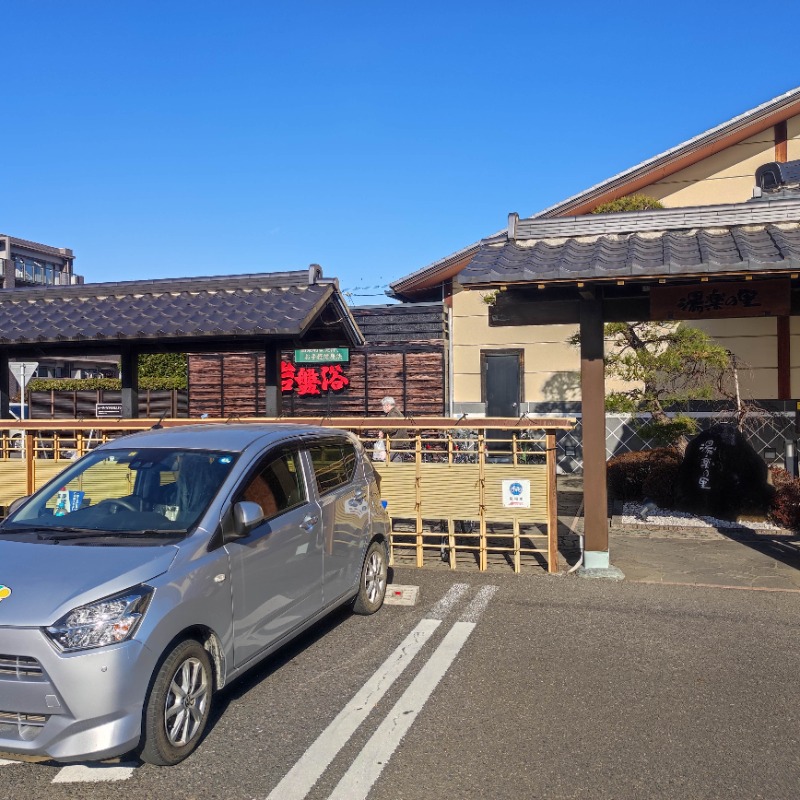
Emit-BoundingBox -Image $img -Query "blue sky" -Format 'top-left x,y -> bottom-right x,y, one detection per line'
3,1 -> 799,303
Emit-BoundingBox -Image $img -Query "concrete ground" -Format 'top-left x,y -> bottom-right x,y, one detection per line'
558,475 -> 800,592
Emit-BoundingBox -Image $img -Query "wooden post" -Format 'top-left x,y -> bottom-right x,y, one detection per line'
778,316 -> 791,400
580,294 -> 609,567
25,432 -> 34,495
415,432 -> 423,567
478,431 -> 487,571
547,431 -> 559,573
0,351 -> 9,419
120,349 -> 139,418
264,344 -> 282,417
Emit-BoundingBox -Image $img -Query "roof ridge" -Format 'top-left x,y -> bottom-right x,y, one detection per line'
0,270 -> 323,299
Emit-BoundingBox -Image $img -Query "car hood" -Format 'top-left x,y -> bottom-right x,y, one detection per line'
0,539 -> 179,627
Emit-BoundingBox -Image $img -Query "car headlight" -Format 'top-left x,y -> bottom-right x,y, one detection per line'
45,586 -> 153,652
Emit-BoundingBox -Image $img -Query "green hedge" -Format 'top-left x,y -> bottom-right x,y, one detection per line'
27,376 -> 187,392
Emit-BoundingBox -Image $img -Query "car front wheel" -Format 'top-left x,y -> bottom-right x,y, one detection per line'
353,540 -> 388,615
139,639 -> 213,766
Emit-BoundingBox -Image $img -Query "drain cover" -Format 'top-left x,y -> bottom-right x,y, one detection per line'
383,585 -> 419,606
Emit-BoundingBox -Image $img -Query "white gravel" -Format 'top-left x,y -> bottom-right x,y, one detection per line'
621,501 -> 783,530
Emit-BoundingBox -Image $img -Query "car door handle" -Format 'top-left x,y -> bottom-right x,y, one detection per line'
300,514 -> 319,531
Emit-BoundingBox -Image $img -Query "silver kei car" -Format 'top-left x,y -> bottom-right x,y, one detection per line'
0,423 -> 389,766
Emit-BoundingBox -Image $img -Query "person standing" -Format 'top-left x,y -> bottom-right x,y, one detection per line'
380,396 -> 409,462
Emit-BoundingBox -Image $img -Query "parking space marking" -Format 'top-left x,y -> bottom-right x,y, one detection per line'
266,616 -> 441,800
427,582 -> 470,619
459,584 -> 499,623
327,585 -> 498,800
0,758 -> 17,767
52,763 -> 137,783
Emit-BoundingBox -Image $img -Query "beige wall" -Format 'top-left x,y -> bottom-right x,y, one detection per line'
638,114 -> 800,207
452,289 -> 633,406
453,287 -> 790,408
452,288 -> 579,405
640,131 -> 775,207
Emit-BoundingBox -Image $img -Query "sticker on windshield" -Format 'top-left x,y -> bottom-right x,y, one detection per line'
218,456 -> 233,464
0,585 -> 11,603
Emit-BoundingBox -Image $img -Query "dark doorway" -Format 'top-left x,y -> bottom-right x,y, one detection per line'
482,350 -> 522,458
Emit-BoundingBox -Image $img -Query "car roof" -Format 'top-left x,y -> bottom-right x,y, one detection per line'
95,423 -> 354,454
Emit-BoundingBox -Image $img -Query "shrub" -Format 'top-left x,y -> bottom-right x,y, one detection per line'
641,456 -> 682,508
593,195 -> 665,214
607,447 -> 682,504
768,468 -> 800,530
27,376 -> 186,392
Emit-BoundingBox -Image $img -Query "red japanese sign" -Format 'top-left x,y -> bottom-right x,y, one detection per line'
281,361 -> 350,396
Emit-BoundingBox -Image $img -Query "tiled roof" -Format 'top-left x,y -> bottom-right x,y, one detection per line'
0,270 -> 363,347
460,200 -> 800,285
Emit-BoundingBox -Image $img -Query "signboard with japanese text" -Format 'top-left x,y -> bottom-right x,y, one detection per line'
294,347 -> 349,364
502,479 -> 530,508
651,278 -> 790,321
281,361 -> 350,396
96,403 -> 123,418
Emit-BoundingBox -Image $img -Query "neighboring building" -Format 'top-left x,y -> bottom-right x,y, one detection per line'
0,234 -> 82,289
0,235 -> 112,389
389,86 -> 800,415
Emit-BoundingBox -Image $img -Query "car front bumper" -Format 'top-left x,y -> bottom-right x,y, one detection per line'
0,626 -> 156,762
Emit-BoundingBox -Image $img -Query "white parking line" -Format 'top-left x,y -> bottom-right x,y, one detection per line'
266,617 -> 441,800
459,584 -> 499,623
327,586 -> 498,800
52,762 -> 137,783
0,758 -> 17,767
427,582 -> 470,619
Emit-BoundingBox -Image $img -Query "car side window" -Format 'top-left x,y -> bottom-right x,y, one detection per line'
240,449 -> 306,520
307,441 -> 358,496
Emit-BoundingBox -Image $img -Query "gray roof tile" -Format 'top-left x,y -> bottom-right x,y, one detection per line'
460,222 -> 800,285
0,271 -> 363,347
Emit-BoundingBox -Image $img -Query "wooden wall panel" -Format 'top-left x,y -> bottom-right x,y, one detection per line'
188,347 -> 445,419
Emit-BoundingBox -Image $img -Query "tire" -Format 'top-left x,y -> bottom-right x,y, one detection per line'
139,639 -> 213,766
353,540 -> 388,615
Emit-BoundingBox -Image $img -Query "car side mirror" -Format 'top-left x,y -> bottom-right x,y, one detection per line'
6,496 -> 28,516
231,501 -> 264,539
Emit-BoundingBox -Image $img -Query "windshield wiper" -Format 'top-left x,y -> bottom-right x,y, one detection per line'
38,528 -> 180,541
36,527 -> 107,540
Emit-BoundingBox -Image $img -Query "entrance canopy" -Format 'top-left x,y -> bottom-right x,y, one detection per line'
461,196 -> 800,323
457,194 -> 800,569
0,266 -> 363,418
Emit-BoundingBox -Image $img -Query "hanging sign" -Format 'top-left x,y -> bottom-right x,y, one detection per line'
294,347 -> 349,364
651,278 -> 790,320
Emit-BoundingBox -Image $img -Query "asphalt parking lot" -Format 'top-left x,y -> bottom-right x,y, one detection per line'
3,565 -> 800,800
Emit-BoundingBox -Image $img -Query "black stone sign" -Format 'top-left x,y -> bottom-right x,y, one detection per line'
675,424 -> 774,521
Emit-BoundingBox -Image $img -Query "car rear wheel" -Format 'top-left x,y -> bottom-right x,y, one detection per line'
139,639 -> 212,766
353,540 -> 388,615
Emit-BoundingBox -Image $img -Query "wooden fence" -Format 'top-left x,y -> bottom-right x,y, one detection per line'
0,416 -> 573,574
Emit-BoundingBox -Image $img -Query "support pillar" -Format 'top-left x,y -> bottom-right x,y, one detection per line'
580,295 -> 610,569
265,344 -> 282,417
0,350 -> 9,418
120,349 -> 139,419
778,316 -> 791,401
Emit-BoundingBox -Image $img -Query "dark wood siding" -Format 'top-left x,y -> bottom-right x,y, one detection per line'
187,303 -> 447,418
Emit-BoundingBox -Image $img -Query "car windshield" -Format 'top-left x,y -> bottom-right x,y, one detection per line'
2,447 -> 237,536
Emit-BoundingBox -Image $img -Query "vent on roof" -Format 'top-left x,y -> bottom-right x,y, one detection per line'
753,160 -> 800,198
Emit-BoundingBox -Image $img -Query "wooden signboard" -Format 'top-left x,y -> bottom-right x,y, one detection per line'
651,278 -> 790,320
